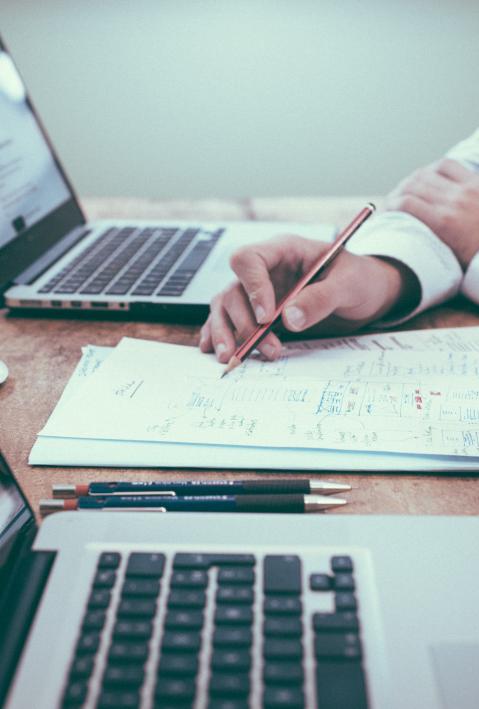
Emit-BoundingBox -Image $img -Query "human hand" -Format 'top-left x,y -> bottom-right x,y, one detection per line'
385,158 -> 479,268
199,235 -> 419,362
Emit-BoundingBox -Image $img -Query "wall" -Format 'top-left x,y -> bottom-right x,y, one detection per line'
2,0 -> 478,199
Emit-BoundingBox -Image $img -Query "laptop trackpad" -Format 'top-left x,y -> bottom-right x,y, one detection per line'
431,643 -> 479,708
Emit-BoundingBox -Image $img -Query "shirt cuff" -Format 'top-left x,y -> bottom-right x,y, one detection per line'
461,251 -> 479,304
347,211 -> 463,326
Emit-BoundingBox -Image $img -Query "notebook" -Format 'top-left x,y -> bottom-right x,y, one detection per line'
2,450 -> 479,708
0,35 -> 334,320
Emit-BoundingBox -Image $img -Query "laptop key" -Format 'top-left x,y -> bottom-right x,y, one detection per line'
88,589 -> 111,609
310,573 -> 333,591
209,672 -> 250,697
217,568 -> 254,585
211,649 -> 251,672
214,606 -> 253,626
113,619 -> 153,639
331,555 -> 354,573
264,617 -> 302,637
165,609 -> 204,629
82,610 -> 107,631
216,586 -> 254,604
315,633 -> 362,660
102,665 -> 144,687
263,662 -> 304,685
263,639 -> 303,660
335,592 -> 358,612
168,589 -> 206,608
334,573 -> 356,591
264,597 -> 302,616
98,552 -> 121,569
213,627 -> 253,647
69,655 -> 95,679
263,686 -> 305,708
93,569 -> 117,588
125,552 -> 165,578
62,679 -> 89,705
108,641 -> 149,663
76,632 -> 100,654
313,612 -> 360,633
171,570 -> 208,588
161,630 -> 202,652
117,598 -> 157,618
158,653 -> 199,676
263,555 -> 302,595
315,661 -> 368,709
155,677 -> 197,701
97,689 -> 140,708
208,701 -> 249,709
121,578 -> 160,597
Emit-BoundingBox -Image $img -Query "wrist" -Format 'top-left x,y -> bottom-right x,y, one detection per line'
370,256 -> 421,320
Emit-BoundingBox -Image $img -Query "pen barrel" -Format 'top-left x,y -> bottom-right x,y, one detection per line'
88,480 -> 310,496
235,495 -> 304,513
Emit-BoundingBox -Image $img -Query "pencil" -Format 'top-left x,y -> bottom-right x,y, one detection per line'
221,202 -> 376,377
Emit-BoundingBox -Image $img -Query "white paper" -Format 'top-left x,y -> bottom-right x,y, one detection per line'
38,335 -> 479,458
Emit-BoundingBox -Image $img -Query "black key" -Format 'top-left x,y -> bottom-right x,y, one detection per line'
168,589 -> 206,608
335,592 -> 358,612
211,649 -> 251,672
125,552 -> 165,578
313,612 -> 360,633
310,573 -> 332,591
334,573 -> 356,591
82,610 -> 106,631
171,570 -> 208,588
155,677 -> 196,701
315,633 -> 361,660
263,556 -> 301,595
208,700 -> 249,709
209,673 -> 250,697
63,680 -> 88,704
264,617 -> 302,637
76,632 -> 100,654
173,553 -> 255,569
117,598 -> 157,618
316,662 -> 368,709
108,642 -> 148,663
162,630 -> 202,652
121,578 -> 160,597
103,665 -> 144,687
215,606 -> 253,626
263,662 -> 304,685
113,619 -> 153,639
93,569 -> 117,589
264,597 -> 302,616
97,689 -> 140,708
331,556 -> 354,573
158,653 -> 198,676
216,586 -> 254,604
98,552 -> 121,569
165,609 -> 204,629
263,639 -> 302,660
217,568 -> 254,585
69,655 -> 94,679
213,627 -> 253,647
263,686 -> 304,707
88,589 -> 111,609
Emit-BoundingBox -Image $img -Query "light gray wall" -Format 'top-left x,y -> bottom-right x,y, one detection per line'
2,0 -> 479,199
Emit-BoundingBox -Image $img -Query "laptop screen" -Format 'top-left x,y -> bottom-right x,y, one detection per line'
0,49 -> 71,251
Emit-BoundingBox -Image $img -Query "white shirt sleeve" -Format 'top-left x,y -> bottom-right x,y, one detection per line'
347,211 -> 462,326
446,127 -> 479,304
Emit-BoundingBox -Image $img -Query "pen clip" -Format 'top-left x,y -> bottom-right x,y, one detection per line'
92,490 -> 177,497
102,507 -> 168,513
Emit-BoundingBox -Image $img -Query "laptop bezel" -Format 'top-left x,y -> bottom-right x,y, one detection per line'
0,35 -> 85,300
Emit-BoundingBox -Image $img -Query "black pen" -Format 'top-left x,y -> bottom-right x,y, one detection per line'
52,479 -> 351,498
40,494 -> 347,515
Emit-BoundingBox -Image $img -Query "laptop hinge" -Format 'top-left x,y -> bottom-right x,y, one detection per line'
13,226 -> 90,286
0,549 -> 56,705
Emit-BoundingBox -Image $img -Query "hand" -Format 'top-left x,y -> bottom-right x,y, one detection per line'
385,158 -> 479,268
199,235 -> 419,362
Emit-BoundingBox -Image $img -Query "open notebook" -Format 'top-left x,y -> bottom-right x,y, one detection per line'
30,326 -> 479,472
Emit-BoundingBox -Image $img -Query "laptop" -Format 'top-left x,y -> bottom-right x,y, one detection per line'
0,37 -> 335,321
2,452 -> 479,708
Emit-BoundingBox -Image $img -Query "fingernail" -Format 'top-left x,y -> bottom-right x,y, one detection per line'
284,305 -> 305,330
255,305 -> 266,323
216,342 -> 227,358
262,343 -> 276,359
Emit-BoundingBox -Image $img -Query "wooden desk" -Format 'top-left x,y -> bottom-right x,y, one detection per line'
1,196 -> 479,519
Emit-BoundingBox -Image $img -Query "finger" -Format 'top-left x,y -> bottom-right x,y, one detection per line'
199,317 -> 213,353
282,277 -> 342,332
208,299 -> 238,363
222,285 -> 282,360
385,193 -> 442,231
435,157 -> 474,183
229,238 -> 294,323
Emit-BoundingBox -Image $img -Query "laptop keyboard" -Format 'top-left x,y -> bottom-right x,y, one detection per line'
60,549 -> 369,708
38,226 -> 224,298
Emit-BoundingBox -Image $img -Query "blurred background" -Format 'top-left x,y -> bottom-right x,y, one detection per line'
2,0 -> 479,200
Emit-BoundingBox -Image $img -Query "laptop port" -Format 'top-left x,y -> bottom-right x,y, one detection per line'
70,302 -> 82,308
50,300 -> 62,307
90,302 -> 108,308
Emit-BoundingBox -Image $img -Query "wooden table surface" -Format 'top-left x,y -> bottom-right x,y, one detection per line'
1,196 -> 479,520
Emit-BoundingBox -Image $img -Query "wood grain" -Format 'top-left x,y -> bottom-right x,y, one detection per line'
1,196 -> 479,521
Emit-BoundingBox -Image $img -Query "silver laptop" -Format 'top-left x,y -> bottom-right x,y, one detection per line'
0,37 -> 334,320
2,453 -> 478,708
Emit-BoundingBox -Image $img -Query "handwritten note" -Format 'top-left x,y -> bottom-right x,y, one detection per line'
40,336 -> 479,458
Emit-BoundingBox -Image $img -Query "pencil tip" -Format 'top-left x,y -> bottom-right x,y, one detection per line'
220,356 -> 241,379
